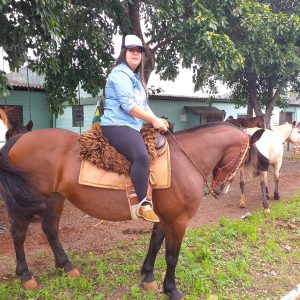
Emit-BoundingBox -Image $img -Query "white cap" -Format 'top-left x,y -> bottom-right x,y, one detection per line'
124,35 -> 145,52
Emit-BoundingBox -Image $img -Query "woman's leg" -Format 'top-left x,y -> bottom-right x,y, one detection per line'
102,125 -> 149,200
102,125 -> 159,222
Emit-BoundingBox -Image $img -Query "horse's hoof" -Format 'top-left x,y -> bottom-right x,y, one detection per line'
22,278 -> 38,289
264,208 -> 270,214
67,268 -> 80,277
142,280 -> 159,291
168,290 -> 184,300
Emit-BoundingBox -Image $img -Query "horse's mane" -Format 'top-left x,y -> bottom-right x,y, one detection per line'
173,122 -> 238,135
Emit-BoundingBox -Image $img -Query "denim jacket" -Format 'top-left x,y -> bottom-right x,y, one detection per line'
101,62 -> 149,131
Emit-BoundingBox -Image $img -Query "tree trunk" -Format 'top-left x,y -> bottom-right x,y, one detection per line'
265,83 -> 284,128
127,0 -> 155,83
245,70 -> 263,118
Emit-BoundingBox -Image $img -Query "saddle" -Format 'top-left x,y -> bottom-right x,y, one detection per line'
78,124 -> 171,220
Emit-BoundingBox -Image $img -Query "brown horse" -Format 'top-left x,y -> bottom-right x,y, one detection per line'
5,119 -> 33,140
0,107 -> 33,146
226,115 -> 265,129
0,122 -> 254,299
0,108 -> 33,231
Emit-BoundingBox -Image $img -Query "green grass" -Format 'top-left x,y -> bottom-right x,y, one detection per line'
0,196 -> 299,300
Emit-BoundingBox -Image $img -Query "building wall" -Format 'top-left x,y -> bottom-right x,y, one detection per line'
2,91 -> 299,133
0,90 -> 50,129
54,99 -> 98,133
149,99 -> 248,131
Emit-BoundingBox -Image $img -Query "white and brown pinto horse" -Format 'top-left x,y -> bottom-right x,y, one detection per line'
0,109 -> 11,149
239,123 -> 300,212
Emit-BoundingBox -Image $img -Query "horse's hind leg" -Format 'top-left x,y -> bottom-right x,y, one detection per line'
141,223 -> 165,291
260,171 -> 270,213
239,167 -> 246,208
10,212 -> 38,289
41,194 -> 80,277
273,165 -> 281,200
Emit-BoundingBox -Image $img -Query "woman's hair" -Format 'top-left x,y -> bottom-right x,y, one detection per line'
115,48 -> 148,96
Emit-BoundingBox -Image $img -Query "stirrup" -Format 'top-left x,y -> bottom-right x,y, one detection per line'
136,199 -> 160,222
136,199 -> 152,212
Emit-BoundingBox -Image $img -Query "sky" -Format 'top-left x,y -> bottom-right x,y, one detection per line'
148,68 -> 230,97
112,36 -> 230,97
1,44 -> 230,98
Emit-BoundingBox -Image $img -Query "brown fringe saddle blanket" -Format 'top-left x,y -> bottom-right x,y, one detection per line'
78,123 -> 171,190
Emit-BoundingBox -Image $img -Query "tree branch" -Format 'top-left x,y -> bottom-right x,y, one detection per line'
152,36 -> 180,52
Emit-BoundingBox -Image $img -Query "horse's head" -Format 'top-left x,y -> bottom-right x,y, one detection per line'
0,109 -> 10,149
5,120 -> 33,141
288,124 -> 300,145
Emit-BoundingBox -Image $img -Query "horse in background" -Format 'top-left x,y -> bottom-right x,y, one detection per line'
239,123 -> 300,212
0,108 -> 33,232
226,115 -> 265,129
0,122 -> 257,299
0,108 -> 33,147
5,119 -> 33,141
0,109 -> 11,148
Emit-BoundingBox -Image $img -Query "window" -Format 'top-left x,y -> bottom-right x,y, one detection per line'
72,105 -> 84,127
237,114 -> 247,119
286,112 -> 293,123
206,115 -> 224,123
279,111 -> 293,124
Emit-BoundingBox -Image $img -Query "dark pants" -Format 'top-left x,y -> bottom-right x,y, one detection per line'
101,125 -> 150,201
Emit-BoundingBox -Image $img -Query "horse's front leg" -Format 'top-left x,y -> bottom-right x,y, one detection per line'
41,195 -> 80,277
10,212 -> 38,289
260,171 -> 270,213
163,222 -> 186,300
239,167 -> 246,208
141,223 -> 165,291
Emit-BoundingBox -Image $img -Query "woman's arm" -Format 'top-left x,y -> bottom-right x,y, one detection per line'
130,105 -> 168,132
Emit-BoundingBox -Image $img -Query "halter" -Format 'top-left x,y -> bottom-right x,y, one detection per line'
287,124 -> 295,141
167,128 -> 249,199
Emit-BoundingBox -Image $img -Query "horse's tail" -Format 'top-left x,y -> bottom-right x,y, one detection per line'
0,135 -> 46,214
244,129 -> 269,171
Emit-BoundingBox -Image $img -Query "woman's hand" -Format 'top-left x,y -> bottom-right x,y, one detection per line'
152,117 -> 168,132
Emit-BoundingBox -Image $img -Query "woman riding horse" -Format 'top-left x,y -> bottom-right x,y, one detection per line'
0,121 -> 259,299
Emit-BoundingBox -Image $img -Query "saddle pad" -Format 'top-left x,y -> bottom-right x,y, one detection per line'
79,143 -> 171,190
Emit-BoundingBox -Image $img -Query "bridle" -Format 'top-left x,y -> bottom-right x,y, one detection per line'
287,124 -> 295,141
167,128 -> 249,199
210,137 -> 249,192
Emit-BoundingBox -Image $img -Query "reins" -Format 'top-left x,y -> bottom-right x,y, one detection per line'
210,137 -> 249,189
167,127 -> 249,199
166,128 -> 218,197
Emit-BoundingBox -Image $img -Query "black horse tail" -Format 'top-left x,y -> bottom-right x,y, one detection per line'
0,135 -> 46,215
244,129 -> 270,171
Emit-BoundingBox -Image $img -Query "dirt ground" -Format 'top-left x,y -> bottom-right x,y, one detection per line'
0,151 -> 300,283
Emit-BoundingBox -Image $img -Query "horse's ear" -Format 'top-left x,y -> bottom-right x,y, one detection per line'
26,120 -> 33,131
